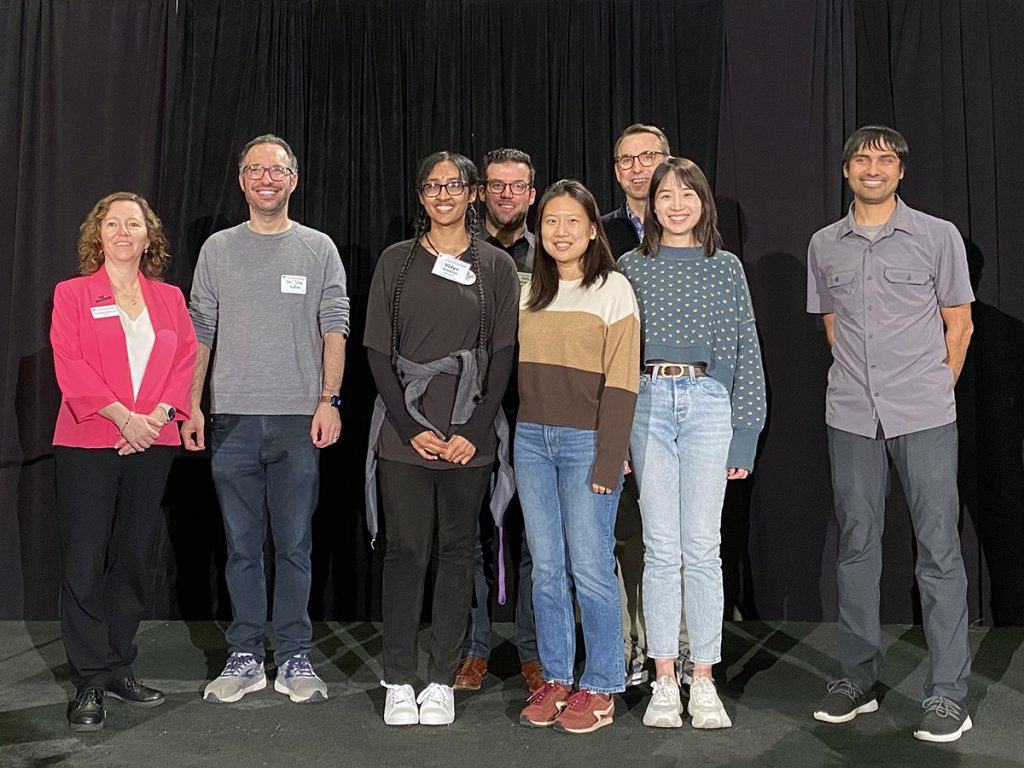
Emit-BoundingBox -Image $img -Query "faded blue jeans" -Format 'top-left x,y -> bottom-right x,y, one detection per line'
515,422 -> 625,694
630,373 -> 731,665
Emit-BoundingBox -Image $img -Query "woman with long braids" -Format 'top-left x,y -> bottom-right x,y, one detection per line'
516,180 -> 640,734
620,157 -> 765,730
364,151 -> 520,726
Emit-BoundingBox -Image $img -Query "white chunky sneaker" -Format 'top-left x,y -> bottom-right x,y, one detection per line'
643,675 -> 683,728
688,676 -> 732,729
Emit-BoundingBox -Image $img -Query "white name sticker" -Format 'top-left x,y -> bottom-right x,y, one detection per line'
90,305 -> 119,319
281,275 -> 307,294
430,254 -> 476,285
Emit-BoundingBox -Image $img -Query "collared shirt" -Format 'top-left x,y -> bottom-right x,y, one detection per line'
479,226 -> 536,275
624,204 -> 644,241
806,198 -> 974,438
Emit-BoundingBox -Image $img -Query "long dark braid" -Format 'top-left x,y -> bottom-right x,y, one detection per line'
465,203 -> 488,392
390,208 -> 428,367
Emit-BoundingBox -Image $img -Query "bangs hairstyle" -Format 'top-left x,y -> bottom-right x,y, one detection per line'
640,158 -> 721,259
238,133 -> 298,173
842,125 -> 908,170
77,192 -> 170,279
525,179 -> 617,312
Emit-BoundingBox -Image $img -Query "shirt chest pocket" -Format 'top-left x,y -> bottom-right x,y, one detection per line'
826,269 -> 859,317
882,267 -> 933,315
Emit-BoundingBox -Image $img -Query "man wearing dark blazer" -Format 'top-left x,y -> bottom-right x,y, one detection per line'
602,123 -> 671,258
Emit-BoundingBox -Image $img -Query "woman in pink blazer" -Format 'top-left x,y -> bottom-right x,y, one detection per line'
50,192 -> 197,732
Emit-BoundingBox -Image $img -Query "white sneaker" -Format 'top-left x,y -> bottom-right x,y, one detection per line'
688,676 -> 732,729
643,675 -> 683,728
417,683 -> 455,726
382,682 -> 418,726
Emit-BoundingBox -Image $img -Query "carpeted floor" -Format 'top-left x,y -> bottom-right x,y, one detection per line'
0,621 -> 1021,767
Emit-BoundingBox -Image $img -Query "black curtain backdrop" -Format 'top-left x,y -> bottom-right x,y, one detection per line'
3,0 -> 1023,627
0,0 -> 175,619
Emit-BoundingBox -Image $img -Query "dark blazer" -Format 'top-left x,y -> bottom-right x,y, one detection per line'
601,205 -> 642,259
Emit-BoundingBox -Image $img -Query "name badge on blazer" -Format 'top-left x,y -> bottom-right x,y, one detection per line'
281,275 -> 307,294
90,305 -> 119,319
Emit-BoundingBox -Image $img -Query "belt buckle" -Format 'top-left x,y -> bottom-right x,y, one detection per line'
660,364 -> 685,378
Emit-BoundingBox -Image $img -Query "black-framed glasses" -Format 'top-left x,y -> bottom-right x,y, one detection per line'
241,164 -> 295,181
614,151 -> 666,170
419,180 -> 470,197
484,179 -> 531,196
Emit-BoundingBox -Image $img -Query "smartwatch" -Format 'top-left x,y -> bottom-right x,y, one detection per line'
164,406 -> 176,423
319,395 -> 343,408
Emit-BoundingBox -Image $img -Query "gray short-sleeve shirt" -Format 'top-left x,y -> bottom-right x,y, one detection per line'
806,198 -> 974,438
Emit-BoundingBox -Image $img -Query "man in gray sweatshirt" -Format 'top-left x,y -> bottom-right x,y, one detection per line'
182,134 -> 350,704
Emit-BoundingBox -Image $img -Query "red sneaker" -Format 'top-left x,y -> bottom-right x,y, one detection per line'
552,690 -> 615,734
519,681 -> 571,727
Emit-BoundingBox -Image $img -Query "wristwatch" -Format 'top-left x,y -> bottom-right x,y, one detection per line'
319,394 -> 343,408
164,406 -> 176,423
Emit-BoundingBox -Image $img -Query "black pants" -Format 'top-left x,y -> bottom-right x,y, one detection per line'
54,446 -> 176,693
378,459 -> 491,685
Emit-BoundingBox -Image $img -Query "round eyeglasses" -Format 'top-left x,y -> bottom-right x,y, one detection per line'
241,164 -> 295,181
614,151 -> 666,171
484,180 -> 531,196
419,181 -> 470,197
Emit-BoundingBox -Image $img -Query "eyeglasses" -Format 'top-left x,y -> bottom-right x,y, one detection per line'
614,151 -> 666,170
241,164 -> 295,181
484,180 -> 531,196
419,181 -> 470,197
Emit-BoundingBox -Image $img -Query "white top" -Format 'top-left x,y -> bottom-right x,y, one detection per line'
118,306 -> 155,399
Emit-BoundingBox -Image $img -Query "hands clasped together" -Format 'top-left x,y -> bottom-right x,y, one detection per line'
115,407 -> 166,456
410,431 -> 477,465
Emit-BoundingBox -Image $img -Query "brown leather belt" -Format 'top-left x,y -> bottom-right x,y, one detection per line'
644,363 -> 707,378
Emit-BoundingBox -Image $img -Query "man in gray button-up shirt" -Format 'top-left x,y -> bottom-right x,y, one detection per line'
807,126 -> 975,743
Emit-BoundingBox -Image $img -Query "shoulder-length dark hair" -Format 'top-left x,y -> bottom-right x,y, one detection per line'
525,179 -> 617,311
77,192 -> 170,279
639,158 -> 721,259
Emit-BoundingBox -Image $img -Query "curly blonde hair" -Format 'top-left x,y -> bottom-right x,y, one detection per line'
77,192 -> 170,279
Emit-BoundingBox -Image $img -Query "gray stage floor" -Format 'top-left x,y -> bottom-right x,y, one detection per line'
0,621 -> 1022,767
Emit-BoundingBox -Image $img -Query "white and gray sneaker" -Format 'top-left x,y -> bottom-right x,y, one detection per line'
417,683 -> 455,726
382,682 -> 418,726
204,653 -> 267,703
643,675 -> 683,728
688,676 -> 732,729
274,654 -> 328,703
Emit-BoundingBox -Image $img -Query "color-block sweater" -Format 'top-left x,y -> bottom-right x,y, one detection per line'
517,272 -> 641,488
618,246 -> 766,470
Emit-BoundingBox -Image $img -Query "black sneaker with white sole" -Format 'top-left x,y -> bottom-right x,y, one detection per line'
812,679 -> 878,723
913,696 -> 972,743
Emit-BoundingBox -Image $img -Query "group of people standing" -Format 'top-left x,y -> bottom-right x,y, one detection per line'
49,122 -> 975,745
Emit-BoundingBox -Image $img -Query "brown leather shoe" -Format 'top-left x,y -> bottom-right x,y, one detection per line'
521,659 -> 545,693
454,656 -> 487,691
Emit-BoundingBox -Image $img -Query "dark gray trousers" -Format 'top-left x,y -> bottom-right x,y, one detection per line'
827,422 -> 970,701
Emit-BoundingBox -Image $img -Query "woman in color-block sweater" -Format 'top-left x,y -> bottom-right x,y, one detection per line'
516,180 -> 640,734
619,158 -> 766,730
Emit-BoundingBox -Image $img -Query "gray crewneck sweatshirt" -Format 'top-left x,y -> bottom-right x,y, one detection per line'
189,222 -> 350,415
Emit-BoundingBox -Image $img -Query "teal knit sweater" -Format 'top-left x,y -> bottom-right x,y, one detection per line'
618,246 -> 766,470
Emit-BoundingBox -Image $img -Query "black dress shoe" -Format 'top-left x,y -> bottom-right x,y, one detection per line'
106,676 -> 165,707
69,688 -> 105,731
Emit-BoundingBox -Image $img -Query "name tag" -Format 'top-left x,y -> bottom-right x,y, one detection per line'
281,275 -> 307,294
430,254 -> 476,285
90,305 -> 119,319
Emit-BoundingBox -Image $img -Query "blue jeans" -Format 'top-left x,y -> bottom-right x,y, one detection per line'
630,373 -> 731,665
515,422 -> 625,694
210,414 -> 319,666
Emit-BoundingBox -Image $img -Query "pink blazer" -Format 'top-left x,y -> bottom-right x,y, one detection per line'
50,268 -> 198,448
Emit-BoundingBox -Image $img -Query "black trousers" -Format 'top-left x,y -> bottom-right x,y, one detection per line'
54,445 -> 176,693
378,459 -> 491,685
